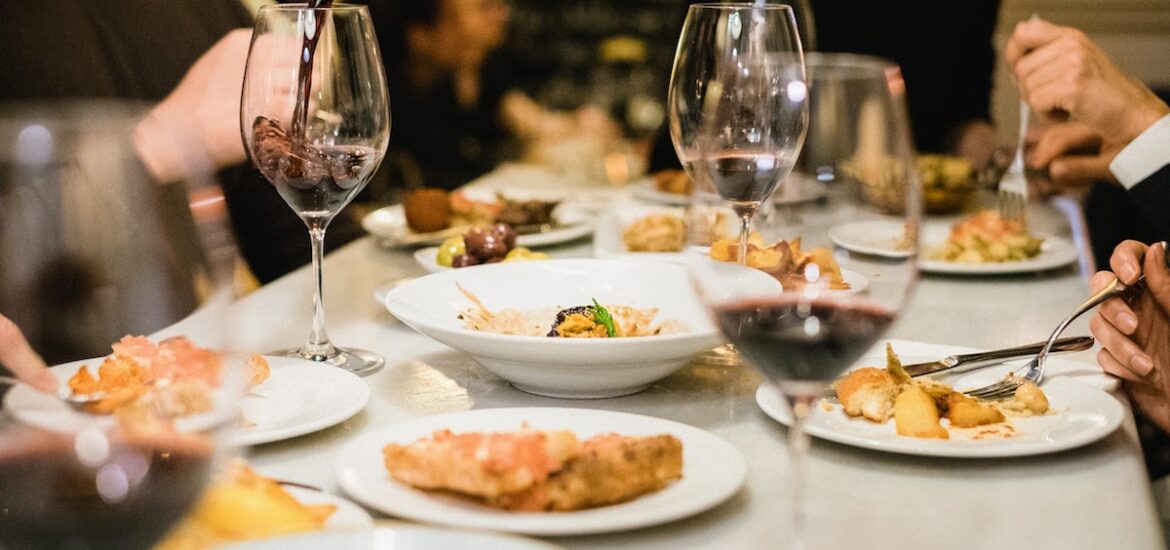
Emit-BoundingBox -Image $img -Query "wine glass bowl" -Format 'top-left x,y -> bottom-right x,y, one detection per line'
668,3 -> 809,263
241,3 -> 390,375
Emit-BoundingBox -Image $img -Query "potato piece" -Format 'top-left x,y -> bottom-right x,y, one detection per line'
1014,381 -> 1049,414
894,386 -> 949,439
709,239 -> 738,262
884,343 -> 910,384
944,392 -> 1005,428
746,244 -> 784,270
835,367 -> 898,422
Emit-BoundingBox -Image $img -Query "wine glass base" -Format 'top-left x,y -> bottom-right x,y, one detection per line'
269,346 -> 385,376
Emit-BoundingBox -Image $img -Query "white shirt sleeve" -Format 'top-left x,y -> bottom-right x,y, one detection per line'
1110,114 -> 1170,189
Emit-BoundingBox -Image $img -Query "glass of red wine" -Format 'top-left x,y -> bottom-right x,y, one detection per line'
668,3 -> 809,264
0,101 -> 246,550
241,3 -> 390,375
688,55 -> 920,546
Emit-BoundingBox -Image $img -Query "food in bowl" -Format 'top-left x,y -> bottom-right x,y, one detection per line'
833,344 -> 1050,439
457,286 -> 685,338
156,460 -> 335,550
622,214 -> 686,252
842,154 -> 976,214
382,427 -> 683,511
709,236 -> 850,291
928,210 -> 1043,263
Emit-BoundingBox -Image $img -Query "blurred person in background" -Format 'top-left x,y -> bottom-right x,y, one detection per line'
0,0 -> 364,285
362,0 -> 618,192
1006,17 -> 1170,270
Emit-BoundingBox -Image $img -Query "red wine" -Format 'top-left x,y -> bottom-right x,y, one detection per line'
0,433 -> 213,550
251,116 -> 378,221
291,0 -> 335,138
715,299 -> 894,390
687,153 -> 795,209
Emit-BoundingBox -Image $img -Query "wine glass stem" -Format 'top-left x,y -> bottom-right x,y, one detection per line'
788,393 -> 815,549
303,226 -> 337,359
737,212 -> 753,266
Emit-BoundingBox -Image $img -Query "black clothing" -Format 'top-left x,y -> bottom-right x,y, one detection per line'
0,0 -> 363,284
1085,181 -> 1163,271
1128,164 -> 1170,244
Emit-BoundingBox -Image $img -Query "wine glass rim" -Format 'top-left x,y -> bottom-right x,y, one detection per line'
258,2 -> 369,13
805,52 -> 898,72
687,2 -> 795,11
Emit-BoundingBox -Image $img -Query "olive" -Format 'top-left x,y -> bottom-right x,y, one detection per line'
479,233 -> 509,259
451,254 -> 481,268
463,226 -> 491,258
492,222 -> 517,249
484,256 -> 504,264
435,236 -> 465,267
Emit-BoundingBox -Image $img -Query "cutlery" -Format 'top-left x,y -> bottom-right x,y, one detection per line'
998,99 -> 1030,225
902,335 -> 1093,377
0,374 -> 114,410
965,242 -> 1170,399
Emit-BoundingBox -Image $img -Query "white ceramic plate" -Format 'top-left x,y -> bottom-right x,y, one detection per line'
284,486 -> 375,529
755,339 -> 1123,458
412,247 -> 554,274
3,356 -> 369,447
830,219 -> 1081,274
362,204 -> 593,249
384,258 -> 777,398
333,407 -> 746,536
631,173 -> 828,207
220,524 -> 564,550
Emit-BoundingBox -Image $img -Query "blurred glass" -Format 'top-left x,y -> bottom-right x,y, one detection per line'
0,100 -> 245,550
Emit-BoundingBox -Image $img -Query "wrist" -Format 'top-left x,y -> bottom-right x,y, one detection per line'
1119,89 -> 1170,145
133,103 -> 217,184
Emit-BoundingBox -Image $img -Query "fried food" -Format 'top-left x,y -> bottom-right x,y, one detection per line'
895,385 -> 949,439
623,214 -> 685,252
944,392 -> 1005,428
403,188 -> 452,233
383,429 -> 581,499
492,434 -> 683,512
156,461 -> 335,550
835,367 -> 898,423
710,236 -> 850,290
652,170 -> 692,195
929,210 -> 1043,264
1008,381 -> 1049,414
385,429 -> 683,512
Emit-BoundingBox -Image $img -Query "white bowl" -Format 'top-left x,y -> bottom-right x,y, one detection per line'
384,259 -> 779,398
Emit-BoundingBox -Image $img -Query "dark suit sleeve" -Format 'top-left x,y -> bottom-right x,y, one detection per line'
1127,164 -> 1170,242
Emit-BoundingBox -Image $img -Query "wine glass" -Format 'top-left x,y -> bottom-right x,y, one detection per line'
0,101 -> 246,550
689,54 -> 920,546
241,3 -> 390,375
668,3 -> 809,264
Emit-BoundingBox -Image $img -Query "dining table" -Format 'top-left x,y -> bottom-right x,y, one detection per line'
231,166 -> 1164,549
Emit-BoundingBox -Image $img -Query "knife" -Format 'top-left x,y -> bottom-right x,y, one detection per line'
902,335 -> 1094,377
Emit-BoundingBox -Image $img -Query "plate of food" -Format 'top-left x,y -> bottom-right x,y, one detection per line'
158,460 -> 373,550
707,235 -> 869,293
3,336 -> 370,446
633,170 -> 828,207
830,212 -> 1080,274
384,258 -> 778,398
362,188 -> 593,248
220,525 -> 564,550
755,340 -> 1124,458
333,407 -> 746,536
413,224 -> 551,273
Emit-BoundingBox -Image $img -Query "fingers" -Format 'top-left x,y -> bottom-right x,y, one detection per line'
1110,240 -> 1150,284
1097,348 -> 1149,383
1091,313 -> 1154,380
0,314 -> 56,393
1014,42 -> 1066,91
1005,18 -> 1067,66
1049,154 -> 1116,189
1028,122 -> 1101,168
1143,241 -> 1170,307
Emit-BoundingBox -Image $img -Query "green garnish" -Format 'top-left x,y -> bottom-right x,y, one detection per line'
591,299 -> 616,337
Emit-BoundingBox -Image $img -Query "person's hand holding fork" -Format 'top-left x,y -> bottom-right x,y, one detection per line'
0,313 -> 56,393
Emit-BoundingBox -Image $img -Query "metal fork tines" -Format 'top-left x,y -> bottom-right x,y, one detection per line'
998,100 -> 1030,226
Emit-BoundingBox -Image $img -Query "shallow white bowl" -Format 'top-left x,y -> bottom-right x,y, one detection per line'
384,258 -> 779,398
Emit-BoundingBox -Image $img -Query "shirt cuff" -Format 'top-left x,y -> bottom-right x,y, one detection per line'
1110,114 -> 1170,189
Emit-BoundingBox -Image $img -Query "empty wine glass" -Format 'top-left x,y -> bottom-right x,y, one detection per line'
669,3 -> 809,265
0,101 -> 246,550
689,54 -> 920,547
241,3 -> 391,375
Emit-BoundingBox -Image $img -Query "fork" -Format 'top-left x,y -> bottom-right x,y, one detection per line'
0,374 -> 111,410
998,99 -> 1030,226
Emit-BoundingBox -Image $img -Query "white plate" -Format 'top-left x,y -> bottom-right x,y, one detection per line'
362,204 -> 593,249
411,248 -> 553,274
754,339 -> 1123,458
3,356 -> 370,447
333,407 -> 746,536
631,173 -> 828,207
220,524 -> 563,550
284,486 -> 375,529
830,219 -> 1081,274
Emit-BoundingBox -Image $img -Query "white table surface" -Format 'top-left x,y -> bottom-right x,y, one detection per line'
235,185 -> 1164,550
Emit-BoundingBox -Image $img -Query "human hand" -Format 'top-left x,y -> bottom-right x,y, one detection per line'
1005,18 -> 1169,146
1025,121 -> 1121,197
1089,240 -> 1170,432
0,314 -> 56,393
